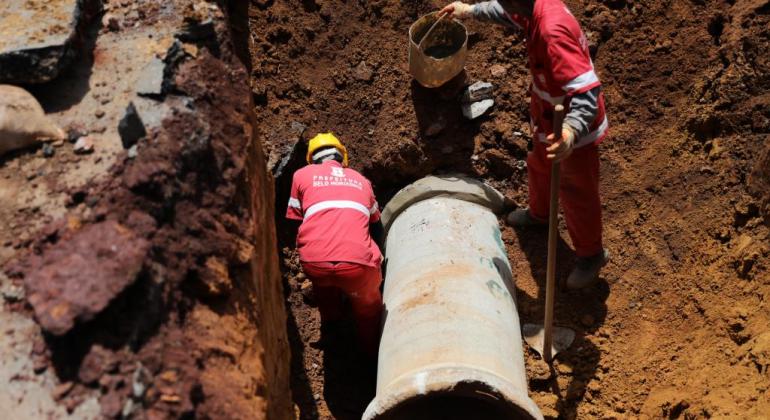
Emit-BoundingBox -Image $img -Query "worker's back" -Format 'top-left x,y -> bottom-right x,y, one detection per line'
286,159 -> 382,267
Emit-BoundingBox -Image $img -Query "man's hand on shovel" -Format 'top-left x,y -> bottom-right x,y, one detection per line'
546,126 -> 576,163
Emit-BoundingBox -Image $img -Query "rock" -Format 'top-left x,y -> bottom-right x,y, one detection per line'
118,102 -> 147,149
121,400 -> 136,418
490,64 -> 507,78
132,363 -> 151,399
24,221 -> 150,335
73,136 -> 94,154
581,314 -> 596,327
462,81 -> 494,103
300,279 -> 314,303
42,143 -> 55,157
352,61 -> 374,82
1,279 -> 25,302
295,272 -> 306,281
127,144 -> 138,159
462,99 -> 494,119
0,85 -> 66,156
67,124 -> 88,142
136,58 -> 165,97
0,0 -> 100,84
94,109 -> 105,118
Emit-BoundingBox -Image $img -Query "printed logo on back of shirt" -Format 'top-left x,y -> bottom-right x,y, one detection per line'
331,167 -> 344,177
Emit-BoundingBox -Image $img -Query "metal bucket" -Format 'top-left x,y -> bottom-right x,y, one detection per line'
408,12 -> 468,88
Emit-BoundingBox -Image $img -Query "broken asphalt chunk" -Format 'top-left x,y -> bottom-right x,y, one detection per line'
0,0 -> 100,84
118,102 -> 147,149
462,99 -> 495,120
136,58 -> 165,98
462,81 -> 494,104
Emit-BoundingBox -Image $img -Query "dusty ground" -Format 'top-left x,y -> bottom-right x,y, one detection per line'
250,0 -> 770,418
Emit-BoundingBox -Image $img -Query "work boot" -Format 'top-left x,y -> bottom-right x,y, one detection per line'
566,249 -> 610,290
505,208 -> 547,227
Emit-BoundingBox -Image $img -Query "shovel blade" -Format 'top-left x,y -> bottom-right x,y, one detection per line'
522,323 -> 575,360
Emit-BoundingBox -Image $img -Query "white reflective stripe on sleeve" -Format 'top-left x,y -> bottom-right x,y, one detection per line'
574,115 -> 609,148
369,202 -> 379,214
304,200 -> 370,220
562,70 -> 599,93
531,83 -> 565,106
535,115 -> 608,148
288,197 -> 301,208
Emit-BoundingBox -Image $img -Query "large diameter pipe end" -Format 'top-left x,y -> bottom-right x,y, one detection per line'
381,173 -> 507,233
363,366 -> 542,420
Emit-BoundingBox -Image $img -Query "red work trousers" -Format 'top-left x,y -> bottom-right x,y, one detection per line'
301,261 -> 383,356
527,140 -> 603,257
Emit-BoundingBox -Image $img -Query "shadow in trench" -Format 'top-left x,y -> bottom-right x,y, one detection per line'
512,224 -> 609,418
24,11 -> 100,113
285,303 -> 320,420
320,308 -> 378,420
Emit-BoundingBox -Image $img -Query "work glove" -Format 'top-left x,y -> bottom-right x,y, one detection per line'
546,126 -> 576,163
439,1 -> 473,18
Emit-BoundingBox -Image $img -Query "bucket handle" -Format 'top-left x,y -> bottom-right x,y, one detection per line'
417,12 -> 448,51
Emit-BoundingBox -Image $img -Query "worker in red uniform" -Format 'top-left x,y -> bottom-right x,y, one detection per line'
441,0 -> 610,289
286,133 -> 384,356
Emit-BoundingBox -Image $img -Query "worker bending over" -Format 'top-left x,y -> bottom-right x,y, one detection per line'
442,0 -> 610,288
286,133 -> 384,356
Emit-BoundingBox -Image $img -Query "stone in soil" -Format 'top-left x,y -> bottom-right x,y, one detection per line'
22,220 -> 150,335
0,0 -> 99,84
118,102 -> 147,149
490,64 -> 507,78
136,58 -> 166,97
462,99 -> 494,119
462,81 -> 494,103
73,136 -> 94,154
352,61 -> 374,82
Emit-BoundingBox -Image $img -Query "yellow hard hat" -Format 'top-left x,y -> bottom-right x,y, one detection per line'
306,132 -> 349,167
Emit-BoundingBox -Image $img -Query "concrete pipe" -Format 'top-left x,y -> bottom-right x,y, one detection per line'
363,175 -> 542,420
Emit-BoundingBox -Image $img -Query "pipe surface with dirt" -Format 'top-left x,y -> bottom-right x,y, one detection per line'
363,175 -> 543,420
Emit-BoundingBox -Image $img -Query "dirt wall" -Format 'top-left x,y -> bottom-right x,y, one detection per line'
2,1 -> 292,418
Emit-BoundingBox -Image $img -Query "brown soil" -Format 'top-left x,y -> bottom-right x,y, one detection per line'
249,0 -> 770,418
2,1 -> 291,418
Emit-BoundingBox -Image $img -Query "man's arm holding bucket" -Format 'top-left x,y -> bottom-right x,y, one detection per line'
440,1 -> 522,28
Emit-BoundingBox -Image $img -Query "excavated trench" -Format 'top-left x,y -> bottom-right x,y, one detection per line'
249,0 -> 770,419
1,0 -> 770,418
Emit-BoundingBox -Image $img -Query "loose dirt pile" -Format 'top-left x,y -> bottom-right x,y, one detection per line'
249,0 -> 770,418
2,1 -> 292,418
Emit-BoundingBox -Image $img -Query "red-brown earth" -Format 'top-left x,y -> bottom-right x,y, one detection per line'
248,0 -> 770,418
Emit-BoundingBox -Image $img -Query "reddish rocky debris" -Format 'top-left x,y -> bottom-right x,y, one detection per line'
24,220 -> 149,336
